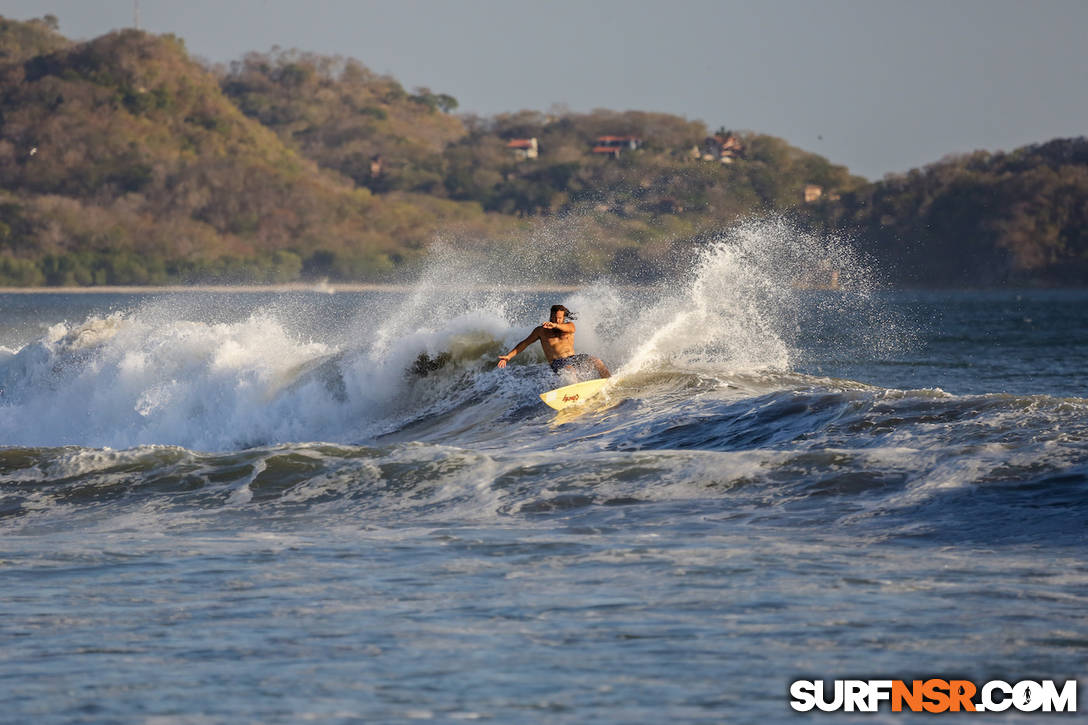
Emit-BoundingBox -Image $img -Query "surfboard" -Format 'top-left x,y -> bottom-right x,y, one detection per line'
539,378 -> 610,410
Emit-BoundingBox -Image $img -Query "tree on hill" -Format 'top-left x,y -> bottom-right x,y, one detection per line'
0,14 -> 68,64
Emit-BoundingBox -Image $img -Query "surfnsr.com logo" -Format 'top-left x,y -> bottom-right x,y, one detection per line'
790,679 -> 1078,713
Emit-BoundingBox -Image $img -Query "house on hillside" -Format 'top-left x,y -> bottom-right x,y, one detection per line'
803,184 -> 823,203
506,138 -> 539,160
702,133 -> 744,163
592,135 -> 642,158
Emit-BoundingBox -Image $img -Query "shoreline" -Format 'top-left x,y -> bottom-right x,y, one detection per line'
2,284 -> 1085,295
0,283 -> 585,294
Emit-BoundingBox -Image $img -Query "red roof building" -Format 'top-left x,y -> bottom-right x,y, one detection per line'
506,138 -> 539,160
592,135 -> 642,157
702,133 -> 744,163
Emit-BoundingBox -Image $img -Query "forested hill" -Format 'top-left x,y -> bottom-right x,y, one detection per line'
800,139 -> 1088,286
0,16 -> 1084,287
0,19 -> 505,285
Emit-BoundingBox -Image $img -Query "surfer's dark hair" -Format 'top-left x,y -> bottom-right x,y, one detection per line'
550,304 -> 576,321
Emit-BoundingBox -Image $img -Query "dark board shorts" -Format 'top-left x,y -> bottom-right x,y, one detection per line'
549,354 -> 597,379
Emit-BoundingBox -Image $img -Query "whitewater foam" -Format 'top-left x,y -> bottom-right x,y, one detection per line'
0,217 -> 888,450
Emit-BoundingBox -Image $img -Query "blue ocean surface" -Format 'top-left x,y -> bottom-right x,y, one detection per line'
1,236 -> 1086,723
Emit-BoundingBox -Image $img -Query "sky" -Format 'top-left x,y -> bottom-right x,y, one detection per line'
2,0 -> 1086,180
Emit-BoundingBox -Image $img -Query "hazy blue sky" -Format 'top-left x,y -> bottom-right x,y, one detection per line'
3,0 -> 1086,179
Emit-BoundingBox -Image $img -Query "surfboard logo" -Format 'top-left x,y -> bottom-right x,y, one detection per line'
540,378 -> 609,410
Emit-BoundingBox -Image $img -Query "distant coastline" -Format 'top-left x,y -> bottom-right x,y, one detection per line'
0,284 -> 584,294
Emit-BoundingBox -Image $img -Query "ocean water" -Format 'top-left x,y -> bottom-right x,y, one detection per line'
1,227 -> 1086,723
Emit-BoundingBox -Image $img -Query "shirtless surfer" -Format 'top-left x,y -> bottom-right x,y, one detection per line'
496,304 -> 611,380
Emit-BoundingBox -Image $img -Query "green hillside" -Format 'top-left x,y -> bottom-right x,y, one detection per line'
221,49 -> 465,195
1,15 -> 1084,287
0,16 -> 865,286
216,48 -> 863,280
800,138 -> 1088,285
0,19 -> 502,285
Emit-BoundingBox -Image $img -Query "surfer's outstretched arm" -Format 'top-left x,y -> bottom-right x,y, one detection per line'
497,327 -> 541,368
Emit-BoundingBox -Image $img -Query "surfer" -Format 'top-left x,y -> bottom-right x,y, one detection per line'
496,304 -> 611,380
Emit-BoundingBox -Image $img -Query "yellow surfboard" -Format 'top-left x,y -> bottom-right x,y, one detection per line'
539,378 -> 610,410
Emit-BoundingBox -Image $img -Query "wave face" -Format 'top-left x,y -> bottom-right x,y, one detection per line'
3,375 -> 1085,547
2,220 -> 1087,723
